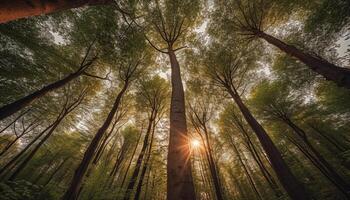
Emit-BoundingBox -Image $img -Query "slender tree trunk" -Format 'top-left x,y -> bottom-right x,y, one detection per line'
62,81 -> 129,200
229,137 -> 262,200
0,109 -> 30,134
228,168 -> 246,200
228,89 -> 310,200
123,116 -> 154,200
167,48 -> 196,200
93,119 -> 119,165
256,31 -> 350,89
133,120 -> 156,200
117,132 -> 142,191
143,158 -> 153,200
110,142 -> 128,181
237,124 -> 282,197
8,117 -> 63,180
0,136 -> 21,157
283,118 -> 350,197
0,119 -> 57,176
309,125 -> 347,152
199,153 -> 214,200
0,0 -> 112,24
0,67 -> 87,121
202,126 -> 224,200
32,152 -> 59,184
43,158 -> 69,187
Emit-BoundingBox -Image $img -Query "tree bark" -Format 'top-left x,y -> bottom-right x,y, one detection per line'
0,66 -> 88,121
62,80 -> 129,200
8,116 -> 63,180
133,121 -> 155,200
0,118 -> 57,176
256,31 -> 350,89
283,118 -> 350,197
229,136 -> 263,200
43,157 -> 69,187
116,131 -> 142,191
202,126 -> 224,200
123,115 -> 154,200
167,48 -> 196,200
228,89 -> 310,200
233,118 -> 282,197
0,0 -> 112,24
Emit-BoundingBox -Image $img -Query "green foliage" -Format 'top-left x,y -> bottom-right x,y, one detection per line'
0,181 -> 53,200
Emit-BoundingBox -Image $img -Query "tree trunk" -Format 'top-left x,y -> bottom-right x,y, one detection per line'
0,0 -> 112,24
133,119 -> 156,200
0,136 -> 21,157
116,131 -> 142,192
8,118 -> 62,180
309,124 -> 347,153
283,118 -> 350,197
123,116 -> 154,200
0,119 -> 57,176
202,126 -> 224,200
228,89 -> 310,200
0,68 -> 86,121
235,120 -> 282,197
256,31 -> 350,89
62,81 -> 129,200
43,158 -> 69,187
110,141 -> 128,181
93,120 -> 119,165
167,48 -> 196,200
229,136 -> 263,200
32,152 -> 59,184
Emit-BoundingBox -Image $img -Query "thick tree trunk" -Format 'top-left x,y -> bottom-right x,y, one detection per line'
228,90 -> 310,200
167,49 -> 196,200
0,68 -> 85,121
0,0 -> 112,24
62,81 -> 129,200
256,31 -> 350,89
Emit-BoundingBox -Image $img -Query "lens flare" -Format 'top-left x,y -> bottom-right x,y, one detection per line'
191,139 -> 200,148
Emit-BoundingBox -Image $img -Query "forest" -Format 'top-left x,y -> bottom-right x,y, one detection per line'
0,0 -> 349,200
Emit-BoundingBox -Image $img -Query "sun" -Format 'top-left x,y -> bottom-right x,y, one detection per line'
191,139 -> 201,149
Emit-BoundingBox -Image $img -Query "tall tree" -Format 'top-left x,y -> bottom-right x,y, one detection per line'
133,76 -> 169,200
201,43 -> 310,200
0,43 -> 97,121
188,98 -> 225,200
249,80 -> 350,197
62,27 -> 149,200
139,1 -> 201,199
212,0 -> 350,89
